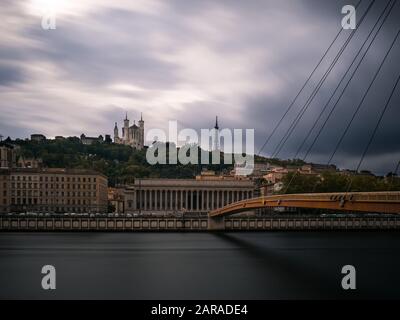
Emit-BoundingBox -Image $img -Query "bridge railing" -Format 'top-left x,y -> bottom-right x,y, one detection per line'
209,191 -> 400,217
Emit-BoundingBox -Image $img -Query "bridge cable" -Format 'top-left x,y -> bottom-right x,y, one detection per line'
256,0 -> 362,156
302,0 -> 398,164
270,0 -> 376,159
305,2 -> 399,193
293,0 -> 396,160
283,5 -> 398,194
327,28 -> 400,168
345,74 -> 400,192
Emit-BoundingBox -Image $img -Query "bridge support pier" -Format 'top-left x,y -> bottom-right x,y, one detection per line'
208,216 -> 225,231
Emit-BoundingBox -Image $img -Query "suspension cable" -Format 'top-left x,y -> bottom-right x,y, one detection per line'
256,0 -> 362,156
346,74 -> 400,192
284,8 -> 399,194
271,0 -> 376,159
293,0 -> 396,159
328,29 -> 400,166
303,1 -> 398,162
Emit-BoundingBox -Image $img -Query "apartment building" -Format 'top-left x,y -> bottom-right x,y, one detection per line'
0,168 -> 108,213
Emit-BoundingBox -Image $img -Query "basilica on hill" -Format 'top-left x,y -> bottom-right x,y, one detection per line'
114,112 -> 144,150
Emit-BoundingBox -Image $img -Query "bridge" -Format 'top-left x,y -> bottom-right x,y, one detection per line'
207,192 -> 400,229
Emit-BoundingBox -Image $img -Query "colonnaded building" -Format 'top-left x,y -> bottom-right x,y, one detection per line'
0,168 -> 108,214
120,172 -> 255,214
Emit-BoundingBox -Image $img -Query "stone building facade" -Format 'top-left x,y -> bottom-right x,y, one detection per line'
0,168 -> 108,213
0,143 -> 16,169
122,177 -> 255,214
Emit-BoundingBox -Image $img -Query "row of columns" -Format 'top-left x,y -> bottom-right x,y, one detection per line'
132,189 -> 253,212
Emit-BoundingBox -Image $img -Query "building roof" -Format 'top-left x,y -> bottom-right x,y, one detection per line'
124,178 -> 254,189
7,167 -> 107,178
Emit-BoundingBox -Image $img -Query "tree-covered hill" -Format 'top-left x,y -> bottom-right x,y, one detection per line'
11,138 -> 233,186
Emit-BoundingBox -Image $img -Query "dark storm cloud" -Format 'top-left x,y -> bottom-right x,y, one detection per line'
239,0 -> 400,174
0,64 -> 26,85
0,0 -> 399,174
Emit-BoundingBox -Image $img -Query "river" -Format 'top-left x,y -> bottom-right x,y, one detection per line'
0,232 -> 399,299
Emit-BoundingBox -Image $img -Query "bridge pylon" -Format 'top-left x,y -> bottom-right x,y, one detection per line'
208,216 -> 225,231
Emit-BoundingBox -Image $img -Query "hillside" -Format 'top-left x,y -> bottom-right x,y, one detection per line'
11,138 -> 233,186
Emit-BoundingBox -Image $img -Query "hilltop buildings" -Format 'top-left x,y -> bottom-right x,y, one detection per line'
114,113 -> 144,150
80,134 -> 104,145
30,134 -> 46,142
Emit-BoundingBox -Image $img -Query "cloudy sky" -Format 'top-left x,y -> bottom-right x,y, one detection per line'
1,0 -> 399,174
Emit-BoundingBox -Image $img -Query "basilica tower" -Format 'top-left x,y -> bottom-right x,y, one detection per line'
138,112 -> 144,149
123,112 -> 129,142
113,122 -> 119,143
